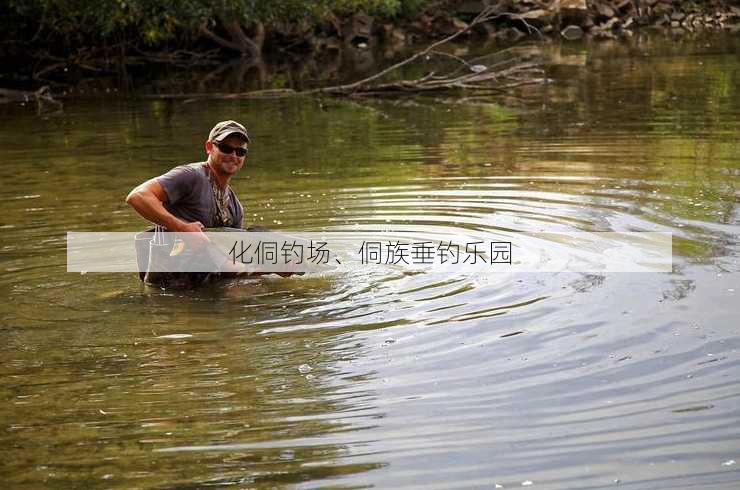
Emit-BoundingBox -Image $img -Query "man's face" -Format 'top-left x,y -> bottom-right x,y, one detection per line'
206,134 -> 248,177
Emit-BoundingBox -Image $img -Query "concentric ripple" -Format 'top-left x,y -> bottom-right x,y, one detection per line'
1,34 -> 739,489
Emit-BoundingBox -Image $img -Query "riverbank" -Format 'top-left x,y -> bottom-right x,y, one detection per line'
435,0 -> 740,42
1,0 -> 739,96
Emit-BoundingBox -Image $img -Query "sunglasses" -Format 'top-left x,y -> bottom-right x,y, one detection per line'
213,141 -> 248,157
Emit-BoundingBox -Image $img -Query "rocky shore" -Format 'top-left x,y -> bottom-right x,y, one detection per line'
2,0 -> 738,98
363,0 -> 740,46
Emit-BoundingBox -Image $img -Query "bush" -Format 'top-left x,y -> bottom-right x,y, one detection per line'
2,0 -> 431,50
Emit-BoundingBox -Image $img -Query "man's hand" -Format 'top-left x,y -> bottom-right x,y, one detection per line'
178,221 -> 204,233
177,221 -> 210,250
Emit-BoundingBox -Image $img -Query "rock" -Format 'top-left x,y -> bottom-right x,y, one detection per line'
343,14 -> 373,46
670,20 -> 680,27
560,0 -> 587,9
521,9 -> 555,25
559,0 -> 589,23
595,3 -> 615,18
601,18 -> 620,30
671,12 -> 686,22
561,24 -> 584,39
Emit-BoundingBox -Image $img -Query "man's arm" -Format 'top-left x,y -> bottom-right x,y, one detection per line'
125,179 -> 203,233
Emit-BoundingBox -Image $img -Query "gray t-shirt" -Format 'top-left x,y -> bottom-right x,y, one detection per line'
157,162 -> 244,229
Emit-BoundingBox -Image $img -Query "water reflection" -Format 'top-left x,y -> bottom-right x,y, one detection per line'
0,32 -> 739,489
1,278 -> 386,487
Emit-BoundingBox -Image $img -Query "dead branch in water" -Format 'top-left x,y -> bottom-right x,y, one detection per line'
309,8 -> 543,96
147,7 -> 546,102
0,86 -> 63,114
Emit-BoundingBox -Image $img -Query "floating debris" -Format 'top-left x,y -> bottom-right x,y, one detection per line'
522,481 -> 533,487
157,334 -> 193,339
698,356 -> 726,365
298,364 -> 313,374
500,331 -> 524,338
722,459 -> 735,466
672,404 -> 714,413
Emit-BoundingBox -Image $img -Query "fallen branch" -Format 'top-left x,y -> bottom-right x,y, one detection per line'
31,44 -> 130,81
312,8 -> 542,96
147,7 -> 545,101
141,89 -> 301,104
0,86 -> 63,113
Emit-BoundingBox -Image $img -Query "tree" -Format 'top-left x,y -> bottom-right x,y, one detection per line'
2,0 -> 427,59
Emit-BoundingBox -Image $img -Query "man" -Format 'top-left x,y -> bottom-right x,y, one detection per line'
126,120 -> 251,286
126,120 -> 249,233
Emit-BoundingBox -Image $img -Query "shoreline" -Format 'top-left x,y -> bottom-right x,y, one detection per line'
1,0 -> 739,98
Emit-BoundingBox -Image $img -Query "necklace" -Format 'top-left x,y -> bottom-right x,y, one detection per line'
205,165 -> 232,227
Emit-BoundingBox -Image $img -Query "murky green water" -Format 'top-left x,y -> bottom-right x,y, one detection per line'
1,33 -> 739,489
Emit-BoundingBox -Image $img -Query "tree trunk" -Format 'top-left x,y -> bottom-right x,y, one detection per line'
199,19 -> 265,59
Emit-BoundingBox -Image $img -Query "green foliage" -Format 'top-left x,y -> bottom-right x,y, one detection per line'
2,0 -> 431,49
339,0 -> 431,18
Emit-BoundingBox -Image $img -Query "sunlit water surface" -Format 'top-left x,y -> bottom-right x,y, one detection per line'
1,34 -> 739,489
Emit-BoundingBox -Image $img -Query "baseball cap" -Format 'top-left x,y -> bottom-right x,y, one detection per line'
208,120 -> 250,143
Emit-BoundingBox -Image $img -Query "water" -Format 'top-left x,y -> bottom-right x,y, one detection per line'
1,33 -> 739,489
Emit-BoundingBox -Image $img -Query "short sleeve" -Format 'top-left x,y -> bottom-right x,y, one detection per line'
156,165 -> 198,204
